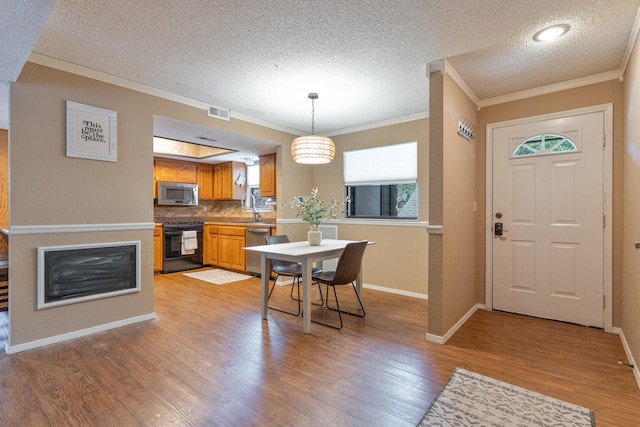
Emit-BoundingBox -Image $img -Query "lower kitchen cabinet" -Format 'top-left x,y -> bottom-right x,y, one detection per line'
204,225 -> 218,265
217,226 -> 246,271
153,225 -> 163,272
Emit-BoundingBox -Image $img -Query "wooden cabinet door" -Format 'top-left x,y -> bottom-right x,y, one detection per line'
217,226 -> 246,270
154,159 -> 176,182
153,225 -> 163,272
204,225 -> 218,265
259,154 -> 276,197
214,162 -> 245,200
197,164 -> 213,200
218,235 -> 245,270
154,158 -> 196,183
213,164 -> 224,200
221,163 -> 232,199
175,162 -> 197,183
217,235 -> 231,268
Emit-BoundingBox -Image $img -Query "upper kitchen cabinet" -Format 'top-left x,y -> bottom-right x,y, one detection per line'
155,158 -> 197,183
154,158 -> 197,198
213,161 -> 246,200
196,164 -> 213,200
259,154 -> 276,197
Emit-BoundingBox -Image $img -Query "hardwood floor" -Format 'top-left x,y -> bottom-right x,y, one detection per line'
0,271 -> 639,426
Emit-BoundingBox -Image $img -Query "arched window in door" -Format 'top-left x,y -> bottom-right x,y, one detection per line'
513,134 -> 577,157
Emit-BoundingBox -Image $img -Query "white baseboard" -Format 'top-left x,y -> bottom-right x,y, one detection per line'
362,283 -> 428,300
425,303 -> 485,344
613,327 -> 640,390
5,312 -> 156,354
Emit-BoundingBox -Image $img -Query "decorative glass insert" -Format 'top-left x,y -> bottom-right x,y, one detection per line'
513,134 -> 577,157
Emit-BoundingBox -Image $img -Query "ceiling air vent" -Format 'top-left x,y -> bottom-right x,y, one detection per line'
208,105 -> 230,121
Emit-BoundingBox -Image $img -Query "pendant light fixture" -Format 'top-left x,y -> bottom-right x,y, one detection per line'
291,93 -> 335,164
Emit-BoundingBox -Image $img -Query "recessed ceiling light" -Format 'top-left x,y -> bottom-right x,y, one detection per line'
533,24 -> 570,42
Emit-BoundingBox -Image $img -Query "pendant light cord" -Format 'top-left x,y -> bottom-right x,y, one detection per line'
311,98 -> 315,135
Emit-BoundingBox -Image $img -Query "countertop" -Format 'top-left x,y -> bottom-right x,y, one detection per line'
155,221 -> 275,228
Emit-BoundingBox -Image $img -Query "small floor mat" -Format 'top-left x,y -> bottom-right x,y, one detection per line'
183,269 -> 253,285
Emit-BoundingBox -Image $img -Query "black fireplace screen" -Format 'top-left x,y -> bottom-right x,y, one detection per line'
38,241 -> 140,309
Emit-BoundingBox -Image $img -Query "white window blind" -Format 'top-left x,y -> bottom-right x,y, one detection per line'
246,164 -> 259,186
343,141 -> 417,185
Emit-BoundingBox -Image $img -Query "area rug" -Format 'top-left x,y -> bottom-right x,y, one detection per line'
183,269 -> 253,285
417,368 -> 595,427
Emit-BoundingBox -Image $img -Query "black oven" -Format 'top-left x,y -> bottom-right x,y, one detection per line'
162,222 -> 204,273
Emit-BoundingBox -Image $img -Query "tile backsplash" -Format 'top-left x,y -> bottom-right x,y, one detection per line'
154,199 -> 276,223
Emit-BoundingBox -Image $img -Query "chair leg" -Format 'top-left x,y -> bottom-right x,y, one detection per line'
291,279 -> 324,306
324,283 -> 365,318
267,274 -> 301,316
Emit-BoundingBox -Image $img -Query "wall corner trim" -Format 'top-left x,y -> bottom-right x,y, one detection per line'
615,327 -> 640,390
425,303 -> 485,345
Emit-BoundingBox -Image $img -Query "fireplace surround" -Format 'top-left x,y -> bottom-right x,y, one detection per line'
37,241 -> 140,309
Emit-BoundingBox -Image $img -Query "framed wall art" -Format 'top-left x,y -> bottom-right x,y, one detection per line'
66,100 -> 117,162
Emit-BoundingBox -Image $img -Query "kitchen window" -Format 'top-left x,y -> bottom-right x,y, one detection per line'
343,142 -> 417,220
246,164 -> 273,211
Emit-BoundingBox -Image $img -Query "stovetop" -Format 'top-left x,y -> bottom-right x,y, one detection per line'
162,221 -> 204,231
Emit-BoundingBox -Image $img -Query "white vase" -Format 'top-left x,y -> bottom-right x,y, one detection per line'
307,225 -> 322,246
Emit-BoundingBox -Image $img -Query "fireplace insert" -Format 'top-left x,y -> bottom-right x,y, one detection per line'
162,222 -> 204,273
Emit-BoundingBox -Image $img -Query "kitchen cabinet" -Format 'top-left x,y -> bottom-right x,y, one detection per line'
153,225 -> 163,272
197,164 -> 214,200
217,226 -> 246,270
259,153 -> 276,197
154,158 -> 197,198
154,158 -> 197,183
203,225 -> 218,265
213,161 -> 246,200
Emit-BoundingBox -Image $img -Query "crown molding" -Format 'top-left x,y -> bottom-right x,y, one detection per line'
426,59 -> 481,109
28,53 -> 212,111
478,70 -> 621,108
27,53 -> 426,137
327,111 -> 429,137
621,5 -> 640,78
442,60 -> 481,109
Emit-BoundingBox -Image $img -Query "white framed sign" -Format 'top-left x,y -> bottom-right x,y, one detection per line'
66,100 -> 117,162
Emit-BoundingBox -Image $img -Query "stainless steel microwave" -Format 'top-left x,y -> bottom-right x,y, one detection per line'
157,182 -> 198,206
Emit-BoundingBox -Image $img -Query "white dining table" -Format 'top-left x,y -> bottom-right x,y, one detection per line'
243,239 -> 365,333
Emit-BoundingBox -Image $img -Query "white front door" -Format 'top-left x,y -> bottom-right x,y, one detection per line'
491,111 -> 604,327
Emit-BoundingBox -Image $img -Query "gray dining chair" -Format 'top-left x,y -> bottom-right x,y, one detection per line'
311,240 -> 368,330
265,234 -> 322,316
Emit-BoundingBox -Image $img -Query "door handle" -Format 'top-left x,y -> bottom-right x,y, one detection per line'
494,222 -> 508,236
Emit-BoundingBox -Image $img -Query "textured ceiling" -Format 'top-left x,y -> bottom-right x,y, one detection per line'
2,0 -> 640,141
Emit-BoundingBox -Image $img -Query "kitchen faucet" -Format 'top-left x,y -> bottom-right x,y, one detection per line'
242,192 -> 261,222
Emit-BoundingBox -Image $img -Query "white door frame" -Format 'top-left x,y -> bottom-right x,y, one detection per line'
485,103 -> 613,332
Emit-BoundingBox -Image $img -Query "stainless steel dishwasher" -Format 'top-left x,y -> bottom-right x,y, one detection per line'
246,226 -> 271,275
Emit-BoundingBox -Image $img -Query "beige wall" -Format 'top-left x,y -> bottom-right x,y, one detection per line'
8,63 -> 296,348
428,71 -> 479,337
477,80 -> 625,325
280,118 -> 430,296
623,34 -> 640,374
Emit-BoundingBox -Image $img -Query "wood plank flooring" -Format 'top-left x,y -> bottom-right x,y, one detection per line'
0,271 -> 639,426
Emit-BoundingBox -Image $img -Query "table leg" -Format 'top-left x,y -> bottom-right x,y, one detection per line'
260,253 -> 269,319
302,258 -> 312,333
